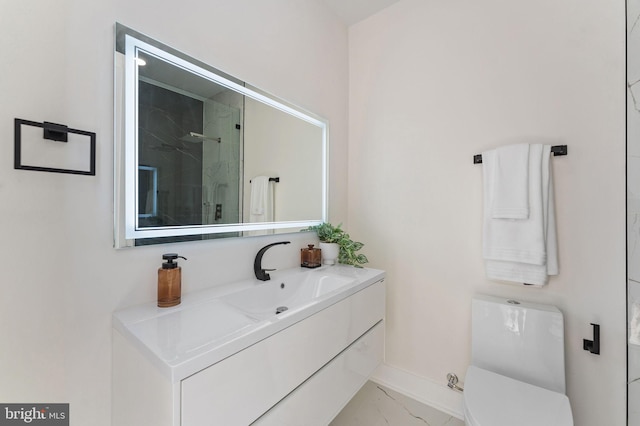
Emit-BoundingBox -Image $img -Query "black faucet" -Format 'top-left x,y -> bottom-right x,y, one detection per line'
254,241 -> 291,281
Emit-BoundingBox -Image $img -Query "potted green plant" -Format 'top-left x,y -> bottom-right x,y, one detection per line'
302,222 -> 369,267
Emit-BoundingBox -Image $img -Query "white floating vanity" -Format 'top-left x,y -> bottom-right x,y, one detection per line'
112,265 -> 385,425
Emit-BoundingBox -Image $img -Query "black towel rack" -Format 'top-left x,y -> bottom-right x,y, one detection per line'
14,118 -> 96,176
473,145 -> 568,164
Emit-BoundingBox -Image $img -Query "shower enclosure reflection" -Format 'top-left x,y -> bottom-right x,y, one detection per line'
137,71 -> 242,229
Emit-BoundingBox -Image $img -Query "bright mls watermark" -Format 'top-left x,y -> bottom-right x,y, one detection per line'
0,404 -> 68,425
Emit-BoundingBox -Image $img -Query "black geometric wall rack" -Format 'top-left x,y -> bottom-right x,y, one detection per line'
14,118 -> 96,176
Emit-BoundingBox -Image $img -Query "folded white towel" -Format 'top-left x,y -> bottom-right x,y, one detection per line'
544,159 -> 559,276
483,144 -> 546,265
483,144 -> 558,286
484,260 -> 551,286
490,144 -> 530,219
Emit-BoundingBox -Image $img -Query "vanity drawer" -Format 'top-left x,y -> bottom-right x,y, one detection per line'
253,320 -> 384,425
180,280 -> 385,426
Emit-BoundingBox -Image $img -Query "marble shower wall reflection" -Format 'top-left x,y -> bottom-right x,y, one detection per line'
138,81 -> 241,228
628,0 -> 640,423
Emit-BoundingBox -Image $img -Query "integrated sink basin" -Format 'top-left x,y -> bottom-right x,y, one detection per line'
220,268 -> 358,320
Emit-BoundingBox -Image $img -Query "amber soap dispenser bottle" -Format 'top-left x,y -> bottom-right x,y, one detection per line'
158,253 -> 187,308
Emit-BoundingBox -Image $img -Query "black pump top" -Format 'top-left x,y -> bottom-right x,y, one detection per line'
162,253 -> 187,269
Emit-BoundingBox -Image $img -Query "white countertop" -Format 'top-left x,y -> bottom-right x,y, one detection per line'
113,265 -> 385,382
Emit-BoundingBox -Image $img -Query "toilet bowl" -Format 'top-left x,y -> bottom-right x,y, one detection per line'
463,366 -> 573,426
463,295 -> 573,426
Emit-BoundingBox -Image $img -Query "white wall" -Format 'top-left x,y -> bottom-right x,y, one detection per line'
348,0 -> 626,425
0,1 -> 348,425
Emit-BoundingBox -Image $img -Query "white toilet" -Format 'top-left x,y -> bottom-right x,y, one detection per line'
463,295 -> 574,426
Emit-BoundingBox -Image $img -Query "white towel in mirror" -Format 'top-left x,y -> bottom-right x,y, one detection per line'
249,176 -> 274,223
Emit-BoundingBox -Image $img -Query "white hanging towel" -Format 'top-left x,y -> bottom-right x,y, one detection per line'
249,176 -> 274,223
490,143 -> 530,219
482,144 -> 558,286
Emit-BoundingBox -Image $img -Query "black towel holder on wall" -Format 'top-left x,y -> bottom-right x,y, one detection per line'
583,323 -> 600,355
14,118 -> 96,176
473,145 -> 568,164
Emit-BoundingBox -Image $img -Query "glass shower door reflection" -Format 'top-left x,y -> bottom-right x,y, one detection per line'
202,99 -> 242,226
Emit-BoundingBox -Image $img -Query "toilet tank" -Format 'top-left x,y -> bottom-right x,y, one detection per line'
471,295 -> 566,394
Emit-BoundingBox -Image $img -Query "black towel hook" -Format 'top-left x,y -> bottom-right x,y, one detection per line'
583,323 -> 600,355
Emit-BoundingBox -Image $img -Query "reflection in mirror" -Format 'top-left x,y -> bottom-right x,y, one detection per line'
114,24 -> 327,247
138,166 -> 157,219
136,57 -> 242,229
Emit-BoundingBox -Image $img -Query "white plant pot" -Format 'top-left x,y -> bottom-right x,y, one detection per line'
319,242 -> 340,265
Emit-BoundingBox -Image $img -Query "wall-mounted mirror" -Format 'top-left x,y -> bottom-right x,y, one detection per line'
114,24 -> 327,247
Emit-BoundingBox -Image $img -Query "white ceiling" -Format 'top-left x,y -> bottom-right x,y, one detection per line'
321,0 -> 402,26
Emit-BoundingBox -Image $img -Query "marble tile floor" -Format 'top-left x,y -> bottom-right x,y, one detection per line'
330,381 -> 464,426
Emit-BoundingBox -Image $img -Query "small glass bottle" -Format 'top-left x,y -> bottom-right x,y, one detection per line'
158,253 -> 187,307
301,244 -> 322,268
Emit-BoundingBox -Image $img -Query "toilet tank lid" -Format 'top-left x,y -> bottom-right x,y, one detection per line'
463,366 -> 573,426
472,294 -> 562,314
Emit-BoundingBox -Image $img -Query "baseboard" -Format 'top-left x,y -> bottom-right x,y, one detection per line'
370,363 -> 464,420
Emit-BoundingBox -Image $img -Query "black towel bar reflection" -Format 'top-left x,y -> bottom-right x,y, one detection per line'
250,177 -> 280,183
473,145 -> 568,164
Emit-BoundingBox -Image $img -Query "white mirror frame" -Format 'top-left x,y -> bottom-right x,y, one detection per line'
116,32 -> 328,244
